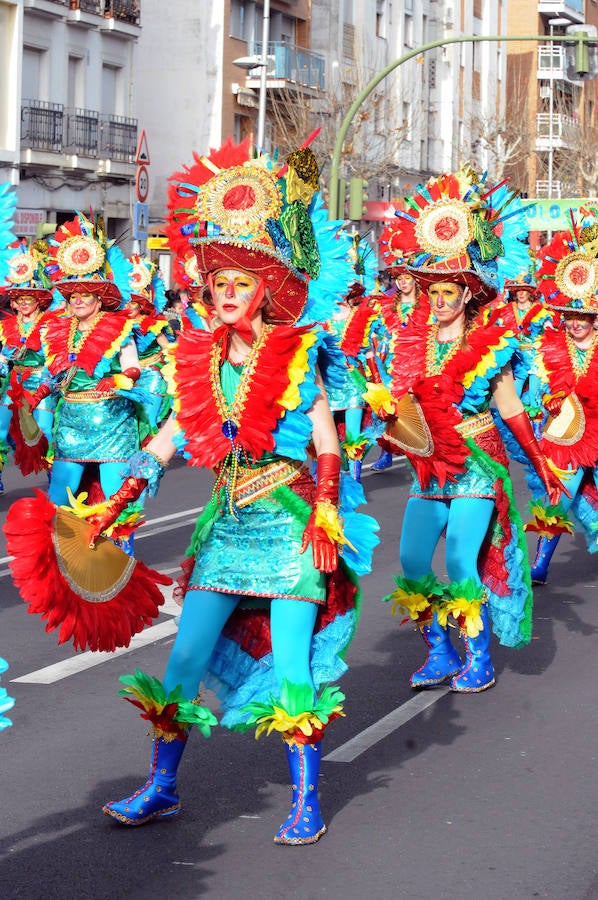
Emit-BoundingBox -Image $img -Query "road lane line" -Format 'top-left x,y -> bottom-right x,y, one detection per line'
11,620 -> 178,684
323,687 -> 450,763
11,583 -> 181,685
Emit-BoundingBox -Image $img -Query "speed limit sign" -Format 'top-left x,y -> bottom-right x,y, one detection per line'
136,165 -> 149,202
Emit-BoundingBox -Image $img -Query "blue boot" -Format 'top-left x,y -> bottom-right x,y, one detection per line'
450,604 -> 495,693
411,612 -> 462,688
530,535 -> 561,585
348,458 -> 362,482
103,735 -> 187,825
116,533 -> 135,557
0,472 -> 4,494
274,741 -> 326,845
371,450 -> 393,472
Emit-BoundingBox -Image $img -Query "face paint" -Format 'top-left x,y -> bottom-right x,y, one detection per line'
208,268 -> 265,325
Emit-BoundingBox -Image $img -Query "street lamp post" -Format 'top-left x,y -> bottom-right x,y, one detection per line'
547,18 -> 571,221
328,32 -> 596,221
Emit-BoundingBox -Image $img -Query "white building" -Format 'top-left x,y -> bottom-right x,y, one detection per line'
1,0 -> 140,242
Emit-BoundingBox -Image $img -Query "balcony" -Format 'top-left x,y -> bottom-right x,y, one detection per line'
537,44 -> 567,79
535,111 -> 576,149
20,100 -> 137,172
244,41 -> 325,93
537,0 -> 584,25
103,0 -> 140,24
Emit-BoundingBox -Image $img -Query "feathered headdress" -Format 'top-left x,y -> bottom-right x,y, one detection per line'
2,240 -> 55,308
536,208 -> 598,313
45,212 -> 132,310
166,136 -> 354,325
128,254 -> 167,314
379,167 -> 530,302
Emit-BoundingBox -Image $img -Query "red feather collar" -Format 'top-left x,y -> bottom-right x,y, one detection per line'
44,312 -> 133,376
0,310 -> 56,353
172,323 -> 312,467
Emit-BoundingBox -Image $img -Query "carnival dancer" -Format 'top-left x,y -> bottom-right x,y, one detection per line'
523,217 -> 598,583
0,242 -> 61,482
0,181 -> 18,491
68,139 -> 377,844
22,214 -> 142,511
365,169 -> 566,692
125,254 -> 175,443
370,249 -> 424,472
323,238 -> 380,481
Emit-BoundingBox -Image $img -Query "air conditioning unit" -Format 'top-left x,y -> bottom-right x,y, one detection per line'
539,85 -> 551,99
444,7 -> 454,25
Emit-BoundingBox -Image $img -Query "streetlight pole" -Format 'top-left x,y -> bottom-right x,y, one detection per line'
257,0 -> 270,149
328,32 -> 592,220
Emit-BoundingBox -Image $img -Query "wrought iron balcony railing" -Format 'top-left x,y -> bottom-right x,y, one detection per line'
103,0 -> 140,24
21,100 -> 137,162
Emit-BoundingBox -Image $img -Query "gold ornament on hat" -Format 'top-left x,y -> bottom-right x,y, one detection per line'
7,252 -> 36,285
554,252 -> 598,300
131,259 -> 153,292
183,252 -> 200,284
195,163 -> 282,239
57,235 -> 106,276
415,199 -> 474,257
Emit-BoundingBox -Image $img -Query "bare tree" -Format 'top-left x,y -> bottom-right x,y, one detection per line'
466,75 -> 533,184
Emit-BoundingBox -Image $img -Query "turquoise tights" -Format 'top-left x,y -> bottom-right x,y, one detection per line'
164,590 -> 318,701
400,496 -> 495,583
49,460 -> 127,506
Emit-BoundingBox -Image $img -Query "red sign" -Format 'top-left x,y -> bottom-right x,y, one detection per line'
135,129 -> 150,165
135,165 -> 150,202
364,200 -> 397,221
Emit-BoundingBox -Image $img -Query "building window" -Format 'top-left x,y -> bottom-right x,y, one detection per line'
343,0 -> 354,25
22,46 -> 48,102
230,0 -> 248,40
101,63 -> 122,116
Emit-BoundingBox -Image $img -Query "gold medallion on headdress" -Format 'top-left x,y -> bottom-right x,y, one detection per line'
7,252 -> 36,285
195,163 -> 283,239
130,257 -> 154,293
415,199 -> 474,258
57,235 -> 106,276
554,252 -> 598,301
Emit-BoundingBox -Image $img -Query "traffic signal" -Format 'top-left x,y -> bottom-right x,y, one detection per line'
348,177 -> 369,221
565,24 -> 598,81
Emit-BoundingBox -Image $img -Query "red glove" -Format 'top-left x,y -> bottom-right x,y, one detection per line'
504,411 -> 570,505
20,383 -> 51,411
544,391 -> 565,417
96,367 -> 141,392
87,475 -> 148,547
365,351 -> 383,384
300,453 -> 341,573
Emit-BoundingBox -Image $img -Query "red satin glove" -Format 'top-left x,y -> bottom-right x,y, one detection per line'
21,383 -> 51,411
504,410 -> 570,505
87,475 -> 148,547
300,452 -> 341,573
96,367 -> 141,392
544,391 -> 565,417
365,351 -> 383,384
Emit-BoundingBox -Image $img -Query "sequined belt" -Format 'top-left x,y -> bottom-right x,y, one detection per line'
140,352 -> 163,369
63,390 -> 119,403
229,459 -> 305,508
12,365 -> 42,376
456,410 -> 495,438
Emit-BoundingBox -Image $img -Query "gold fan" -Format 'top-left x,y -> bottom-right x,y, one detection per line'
53,508 -> 135,603
385,393 -> 434,456
17,402 -> 43,446
543,393 -> 586,446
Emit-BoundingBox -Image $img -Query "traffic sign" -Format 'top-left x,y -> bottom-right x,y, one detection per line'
135,129 -> 150,165
133,202 -> 149,240
135,165 -> 149,202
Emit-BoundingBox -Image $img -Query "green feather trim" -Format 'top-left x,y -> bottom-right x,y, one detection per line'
444,577 -> 485,603
185,489 -> 224,558
383,572 -> 446,605
465,437 -> 533,646
118,669 -> 217,737
238,679 -> 345,731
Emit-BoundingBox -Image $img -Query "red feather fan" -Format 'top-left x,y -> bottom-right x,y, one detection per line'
4,490 -> 171,652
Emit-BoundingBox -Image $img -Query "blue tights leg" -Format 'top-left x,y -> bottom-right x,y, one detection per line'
445,497 -> 494,583
48,460 -> 85,505
33,408 -> 54,446
163,589 -> 239,698
270,598 -> 318,695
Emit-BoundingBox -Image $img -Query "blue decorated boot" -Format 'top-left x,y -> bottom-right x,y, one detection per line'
371,449 -> 393,472
274,740 -> 326,845
450,603 -> 495,693
348,458 -> 362,482
411,611 -> 463,688
103,735 -> 187,825
530,535 -> 561,585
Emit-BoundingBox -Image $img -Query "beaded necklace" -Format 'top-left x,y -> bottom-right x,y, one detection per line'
566,331 -> 597,379
425,325 -> 463,376
67,312 -> 104,363
209,324 -> 271,514
14,312 -> 40,359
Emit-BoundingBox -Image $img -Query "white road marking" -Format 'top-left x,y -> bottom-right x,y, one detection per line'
323,687 -> 450,763
11,584 -> 181,685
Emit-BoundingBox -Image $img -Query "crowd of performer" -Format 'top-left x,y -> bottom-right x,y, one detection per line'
1,148 -> 597,846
